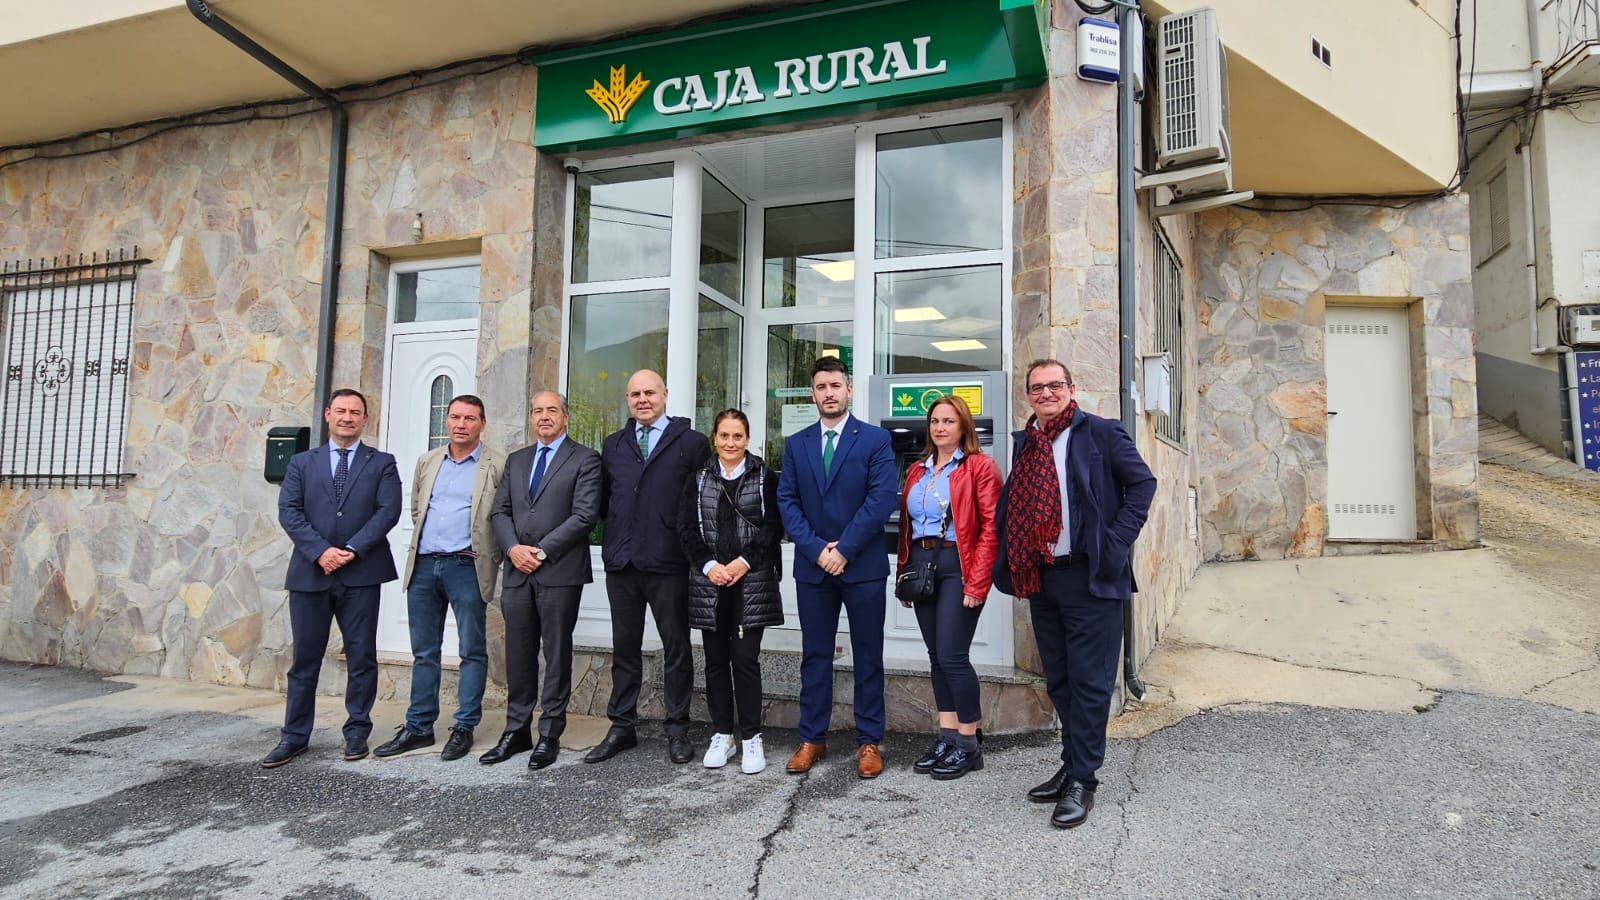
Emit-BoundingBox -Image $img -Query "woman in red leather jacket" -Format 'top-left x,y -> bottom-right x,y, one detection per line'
895,394 -> 1001,779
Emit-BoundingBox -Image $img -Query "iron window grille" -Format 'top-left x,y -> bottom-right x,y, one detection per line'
1,249 -> 146,488
1152,227 -> 1186,447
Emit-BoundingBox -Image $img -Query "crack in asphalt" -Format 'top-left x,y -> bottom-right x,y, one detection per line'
1105,738 -> 1142,882
1161,638 -> 1438,696
748,773 -> 806,898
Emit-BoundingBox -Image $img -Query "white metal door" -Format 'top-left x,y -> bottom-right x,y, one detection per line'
377,330 -> 477,656
1326,305 -> 1416,540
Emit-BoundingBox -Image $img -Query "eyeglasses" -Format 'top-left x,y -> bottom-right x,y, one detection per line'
1025,380 -> 1071,396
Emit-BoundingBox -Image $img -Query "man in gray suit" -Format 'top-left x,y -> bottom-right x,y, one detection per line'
483,390 -> 601,768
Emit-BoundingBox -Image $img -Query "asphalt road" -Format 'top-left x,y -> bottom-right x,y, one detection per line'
2,662 -> 1597,899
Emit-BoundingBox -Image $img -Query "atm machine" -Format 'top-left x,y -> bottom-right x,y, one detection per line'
870,371 -> 1010,555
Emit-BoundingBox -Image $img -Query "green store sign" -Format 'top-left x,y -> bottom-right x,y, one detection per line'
531,0 -> 1049,152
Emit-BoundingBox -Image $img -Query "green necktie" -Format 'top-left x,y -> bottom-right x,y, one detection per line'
823,429 -> 836,477
638,423 -> 651,460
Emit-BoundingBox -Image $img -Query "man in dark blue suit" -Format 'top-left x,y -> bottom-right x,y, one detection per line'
264,388 -> 403,768
993,360 -> 1156,828
777,356 -> 898,779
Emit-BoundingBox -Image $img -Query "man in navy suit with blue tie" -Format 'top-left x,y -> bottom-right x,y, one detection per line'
777,356 -> 898,779
264,388 -> 403,768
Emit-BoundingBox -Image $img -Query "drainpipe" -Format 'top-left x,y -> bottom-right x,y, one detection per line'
1116,0 -> 1147,702
1521,0 -> 1565,358
187,0 -> 347,444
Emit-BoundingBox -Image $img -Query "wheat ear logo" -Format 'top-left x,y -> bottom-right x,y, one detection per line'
587,65 -> 650,124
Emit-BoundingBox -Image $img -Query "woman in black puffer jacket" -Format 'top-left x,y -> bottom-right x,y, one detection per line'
677,408 -> 784,774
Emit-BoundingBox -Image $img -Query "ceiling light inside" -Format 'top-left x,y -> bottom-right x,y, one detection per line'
932,339 -> 987,352
894,306 -> 947,322
808,260 -> 855,282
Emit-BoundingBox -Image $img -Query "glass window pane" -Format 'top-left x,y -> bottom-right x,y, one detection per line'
572,163 -> 674,283
762,200 -> 854,309
876,121 -> 1003,259
428,375 -> 453,450
566,290 -> 669,449
396,266 -> 480,323
765,321 -> 853,471
696,296 -> 742,435
874,266 -> 1002,374
701,174 -> 744,301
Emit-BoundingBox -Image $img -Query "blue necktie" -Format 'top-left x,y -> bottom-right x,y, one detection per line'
333,447 -> 350,503
527,446 -> 550,503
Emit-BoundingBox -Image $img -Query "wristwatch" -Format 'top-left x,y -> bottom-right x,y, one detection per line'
534,547 -> 547,561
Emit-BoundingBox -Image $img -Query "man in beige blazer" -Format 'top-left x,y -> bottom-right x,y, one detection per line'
374,394 -> 506,762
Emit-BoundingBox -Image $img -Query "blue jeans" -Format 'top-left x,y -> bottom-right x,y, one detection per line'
405,555 -> 488,734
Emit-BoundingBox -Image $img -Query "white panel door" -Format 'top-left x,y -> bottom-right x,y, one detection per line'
1325,305 -> 1416,540
377,330 -> 477,656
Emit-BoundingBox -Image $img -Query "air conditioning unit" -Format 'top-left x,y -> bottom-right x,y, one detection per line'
1154,7 -> 1229,169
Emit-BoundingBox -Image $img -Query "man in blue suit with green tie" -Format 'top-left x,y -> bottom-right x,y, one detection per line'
777,356 -> 898,779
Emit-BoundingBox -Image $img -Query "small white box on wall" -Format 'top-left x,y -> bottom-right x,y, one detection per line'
1077,16 -> 1144,92
1142,353 -> 1172,415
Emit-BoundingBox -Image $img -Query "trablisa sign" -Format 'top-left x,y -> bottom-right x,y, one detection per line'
532,0 -> 1049,152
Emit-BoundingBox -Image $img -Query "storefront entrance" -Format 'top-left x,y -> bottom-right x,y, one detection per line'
562,111 -> 1015,665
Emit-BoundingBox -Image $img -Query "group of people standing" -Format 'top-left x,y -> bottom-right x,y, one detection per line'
263,355 -> 1155,830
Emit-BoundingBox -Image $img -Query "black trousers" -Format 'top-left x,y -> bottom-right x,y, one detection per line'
702,587 -> 765,740
1028,559 -> 1124,788
500,582 -> 582,739
604,565 -> 693,737
283,583 -> 380,744
910,544 -> 984,724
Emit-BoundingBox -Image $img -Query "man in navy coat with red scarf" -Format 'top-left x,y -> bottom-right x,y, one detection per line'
993,359 -> 1156,829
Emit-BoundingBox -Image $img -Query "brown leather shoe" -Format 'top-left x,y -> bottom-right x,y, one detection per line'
857,743 -> 883,779
785,742 -> 827,773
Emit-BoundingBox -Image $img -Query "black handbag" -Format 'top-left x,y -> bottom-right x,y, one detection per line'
895,557 -> 939,603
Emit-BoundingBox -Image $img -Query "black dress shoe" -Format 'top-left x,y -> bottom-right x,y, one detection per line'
344,737 -> 369,761
1028,763 -> 1073,803
374,726 -> 436,758
261,739 -> 308,769
1051,780 -> 1096,829
668,734 -> 694,765
528,736 -> 560,770
913,739 -> 955,774
930,747 -> 984,780
478,730 -> 533,765
583,730 -> 638,764
440,727 -> 474,761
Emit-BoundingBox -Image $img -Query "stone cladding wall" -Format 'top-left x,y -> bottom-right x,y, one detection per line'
0,65 -> 542,685
1192,198 -> 1480,561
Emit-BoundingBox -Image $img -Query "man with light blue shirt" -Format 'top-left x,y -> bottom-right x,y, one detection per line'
376,395 -> 505,762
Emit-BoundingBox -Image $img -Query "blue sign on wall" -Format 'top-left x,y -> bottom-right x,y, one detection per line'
1577,351 -> 1600,471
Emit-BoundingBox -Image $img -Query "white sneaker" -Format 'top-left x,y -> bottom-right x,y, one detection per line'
740,734 -> 766,774
703,733 -> 737,768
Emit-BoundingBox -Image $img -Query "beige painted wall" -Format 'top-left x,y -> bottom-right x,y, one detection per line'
1152,0 -> 1458,186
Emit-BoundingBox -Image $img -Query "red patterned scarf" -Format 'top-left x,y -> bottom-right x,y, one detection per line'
1006,402 -> 1078,596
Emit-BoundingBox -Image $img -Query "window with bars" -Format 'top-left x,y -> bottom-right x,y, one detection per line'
427,375 -> 453,450
0,250 -> 145,487
1152,227 -> 1186,447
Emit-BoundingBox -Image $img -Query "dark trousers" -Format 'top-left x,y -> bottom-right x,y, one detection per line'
404,555 -> 487,734
702,588 -> 765,740
796,576 -> 886,745
1029,559 -> 1124,787
910,545 -> 984,724
501,582 -> 582,739
605,566 -> 693,737
283,583 -> 380,744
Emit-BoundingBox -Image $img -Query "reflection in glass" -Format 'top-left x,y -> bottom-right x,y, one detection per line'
875,266 -> 1002,374
763,200 -> 854,309
701,175 -> 743,301
697,297 -> 742,435
572,164 -> 674,283
396,266 -> 481,323
566,290 -> 669,449
765,321 -> 853,470
428,375 -> 453,450
876,121 -> 1003,259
